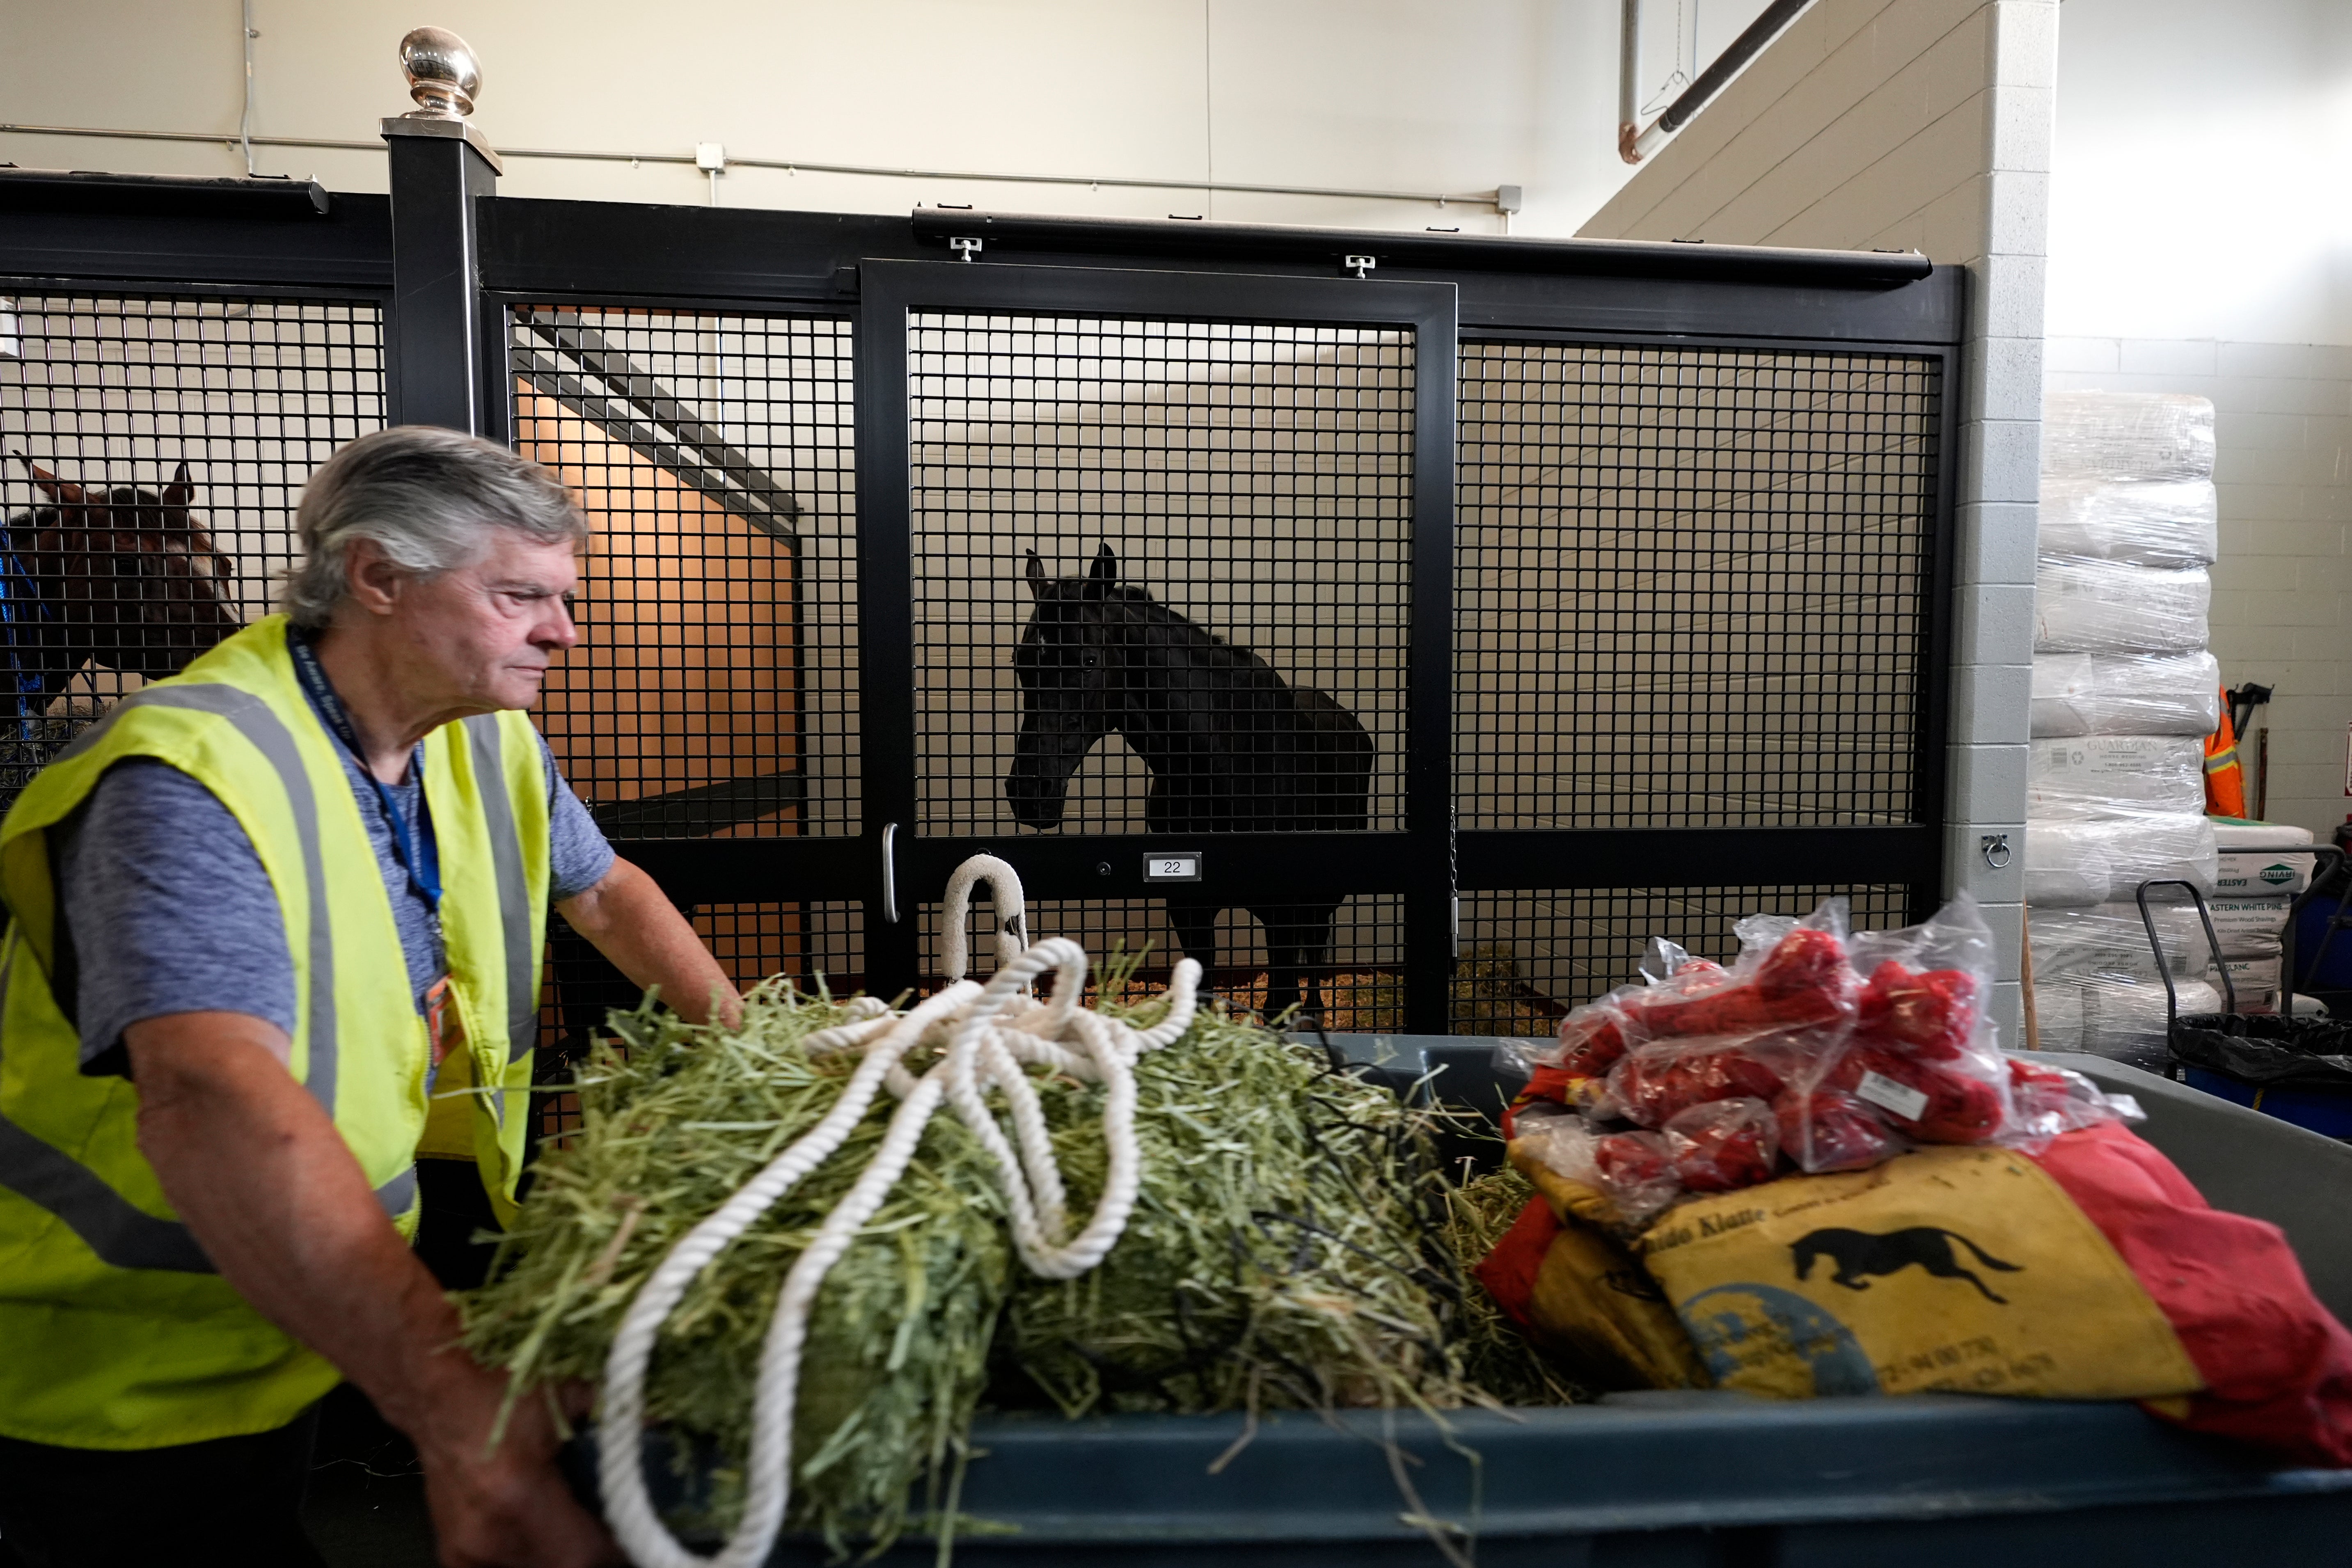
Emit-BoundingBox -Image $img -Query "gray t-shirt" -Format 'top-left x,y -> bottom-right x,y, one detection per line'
55,708 -> 614,1076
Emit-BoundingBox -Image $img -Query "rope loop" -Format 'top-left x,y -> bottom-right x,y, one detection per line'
599,860 -> 1200,1568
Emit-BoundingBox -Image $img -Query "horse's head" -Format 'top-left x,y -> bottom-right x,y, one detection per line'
11,456 -> 242,680
1005,543 -> 1126,830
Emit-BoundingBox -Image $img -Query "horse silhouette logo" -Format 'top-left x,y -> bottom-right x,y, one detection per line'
1789,1226 -> 2022,1305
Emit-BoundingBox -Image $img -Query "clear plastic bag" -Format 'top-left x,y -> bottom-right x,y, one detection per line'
2027,735 -> 2207,818
1548,995 -> 1635,1078
1512,893 -> 2180,1209
2038,476 -> 2218,566
1661,1098 -> 1781,1192
2034,556 -> 2211,655
1605,1036 -> 1795,1129
2042,390 -> 2216,483
2031,650 -> 2221,738
1774,1089 -> 1905,1173
1614,902 -> 1856,1045
2004,1057 -> 2146,1152
1511,1114 -> 1683,1228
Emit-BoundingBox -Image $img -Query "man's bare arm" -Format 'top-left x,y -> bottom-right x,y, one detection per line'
126,1012 -> 616,1568
558,855 -> 741,1028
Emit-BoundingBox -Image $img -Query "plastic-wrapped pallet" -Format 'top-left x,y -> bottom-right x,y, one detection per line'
2027,736 -> 2207,819
2027,390 -> 2226,1067
2034,974 -> 2224,1069
2023,814 -> 2219,907
2029,902 -> 2212,981
2042,391 -> 2216,483
2037,476 -> 2218,567
2031,650 -> 2221,738
2033,557 -> 2211,655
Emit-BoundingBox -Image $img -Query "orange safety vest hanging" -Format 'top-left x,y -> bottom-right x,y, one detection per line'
2205,684 -> 2249,818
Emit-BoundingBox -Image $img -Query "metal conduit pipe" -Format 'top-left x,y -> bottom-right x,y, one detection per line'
1621,0 -> 1815,165
1617,0 -> 1645,166
0,122 -> 1508,215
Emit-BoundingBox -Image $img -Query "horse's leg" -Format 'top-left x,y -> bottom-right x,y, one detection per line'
1257,900 -> 1338,1023
1166,900 -> 1222,996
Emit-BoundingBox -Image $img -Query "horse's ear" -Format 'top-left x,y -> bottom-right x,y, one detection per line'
162,460 -> 193,511
14,456 -> 83,506
1024,549 -> 1046,599
1089,543 -> 1117,587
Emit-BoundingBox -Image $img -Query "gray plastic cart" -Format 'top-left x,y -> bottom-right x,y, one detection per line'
595,1039 -> 2352,1565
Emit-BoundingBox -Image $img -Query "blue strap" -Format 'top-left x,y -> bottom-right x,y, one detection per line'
285,629 -> 441,914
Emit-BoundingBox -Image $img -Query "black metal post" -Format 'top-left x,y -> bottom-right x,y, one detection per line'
854,266 -> 923,1000
1403,290 -> 1460,1035
382,119 -> 499,432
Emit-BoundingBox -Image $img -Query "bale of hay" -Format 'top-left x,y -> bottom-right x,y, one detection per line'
460,959 -> 1571,1554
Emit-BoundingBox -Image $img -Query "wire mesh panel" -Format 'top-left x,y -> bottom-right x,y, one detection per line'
1451,885 -> 1915,1035
537,900 -> 866,1142
907,313 -> 1413,839
900,309 -> 1416,1021
509,307 -> 858,840
0,293 -> 385,808
1454,341 -> 1940,830
920,894 -> 1404,1025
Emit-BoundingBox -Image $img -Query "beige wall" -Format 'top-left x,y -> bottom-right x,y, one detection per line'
1575,0 -> 2061,1047
1,0 -> 1750,240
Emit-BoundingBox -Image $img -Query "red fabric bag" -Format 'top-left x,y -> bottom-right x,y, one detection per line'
2034,1122 -> 2352,1467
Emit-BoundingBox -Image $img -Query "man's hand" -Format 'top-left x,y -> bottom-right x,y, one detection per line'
402,1342 -> 618,1568
560,855 -> 742,1029
128,1012 -> 619,1567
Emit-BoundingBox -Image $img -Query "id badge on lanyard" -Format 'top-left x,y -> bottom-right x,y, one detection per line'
424,975 -> 455,1067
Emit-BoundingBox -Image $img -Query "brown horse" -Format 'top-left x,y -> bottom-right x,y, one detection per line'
1,457 -> 243,786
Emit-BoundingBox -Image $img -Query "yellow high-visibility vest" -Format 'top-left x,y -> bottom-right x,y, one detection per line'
0,616 -> 550,1449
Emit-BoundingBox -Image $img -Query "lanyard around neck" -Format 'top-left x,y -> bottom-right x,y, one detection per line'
286,630 -> 442,914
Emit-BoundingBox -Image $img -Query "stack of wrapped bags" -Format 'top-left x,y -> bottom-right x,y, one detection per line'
2029,391 -> 2225,1066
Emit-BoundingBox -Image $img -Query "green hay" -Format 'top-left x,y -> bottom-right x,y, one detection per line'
1439,1166 -> 1587,1407
460,959 -> 1573,1556
460,986 -> 1011,1553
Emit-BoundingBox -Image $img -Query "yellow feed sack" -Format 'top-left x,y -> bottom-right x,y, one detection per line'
1506,1145 -> 1709,1391
1635,1145 -> 2203,1401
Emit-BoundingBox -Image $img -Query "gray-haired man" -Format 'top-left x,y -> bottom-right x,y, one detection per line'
0,427 -> 725,1566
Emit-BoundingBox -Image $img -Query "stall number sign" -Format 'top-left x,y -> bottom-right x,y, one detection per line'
1144,852 -> 1203,883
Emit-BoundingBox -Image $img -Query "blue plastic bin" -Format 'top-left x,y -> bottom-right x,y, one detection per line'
586,1039 -> 2352,1565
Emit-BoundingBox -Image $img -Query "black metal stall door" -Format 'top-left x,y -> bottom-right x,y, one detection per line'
856,261 -> 1457,1028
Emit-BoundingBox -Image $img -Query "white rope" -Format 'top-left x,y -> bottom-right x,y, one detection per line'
598,858 -> 1201,1568
938,853 -> 1027,981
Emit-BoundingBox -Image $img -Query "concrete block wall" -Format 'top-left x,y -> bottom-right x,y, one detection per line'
2047,337 -> 2352,840
1577,0 -> 2062,1045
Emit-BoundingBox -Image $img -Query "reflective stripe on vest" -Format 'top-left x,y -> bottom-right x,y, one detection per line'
59,684 -> 340,1112
464,714 -> 538,1070
0,679 -> 442,1271
0,1111 -> 417,1275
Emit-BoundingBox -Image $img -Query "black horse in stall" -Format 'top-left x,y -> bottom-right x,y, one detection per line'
0,457 -> 243,797
1005,545 -> 1374,1020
